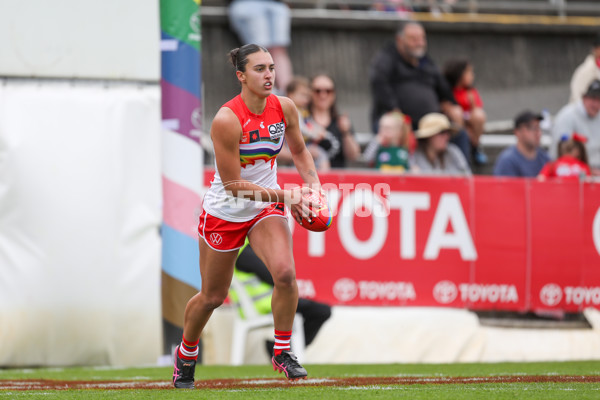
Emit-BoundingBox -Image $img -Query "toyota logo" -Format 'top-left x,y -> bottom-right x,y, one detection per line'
433,280 -> 458,304
333,278 -> 358,302
539,283 -> 562,307
209,233 -> 223,245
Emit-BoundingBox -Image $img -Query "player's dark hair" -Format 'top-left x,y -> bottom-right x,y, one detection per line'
229,44 -> 268,72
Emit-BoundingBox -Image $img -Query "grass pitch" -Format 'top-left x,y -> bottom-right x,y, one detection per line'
1,360 -> 600,399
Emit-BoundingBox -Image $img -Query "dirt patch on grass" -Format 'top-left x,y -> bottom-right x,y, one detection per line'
1,375 -> 599,390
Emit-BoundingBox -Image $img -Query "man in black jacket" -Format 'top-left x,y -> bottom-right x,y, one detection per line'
369,21 -> 472,163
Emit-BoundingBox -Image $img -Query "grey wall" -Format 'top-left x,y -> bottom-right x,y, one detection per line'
202,8 -> 598,133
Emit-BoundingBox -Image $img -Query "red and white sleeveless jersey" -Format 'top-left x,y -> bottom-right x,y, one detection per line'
203,94 -> 287,222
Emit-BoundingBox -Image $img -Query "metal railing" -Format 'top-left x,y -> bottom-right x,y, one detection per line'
203,1 -> 599,17
284,0 -> 594,17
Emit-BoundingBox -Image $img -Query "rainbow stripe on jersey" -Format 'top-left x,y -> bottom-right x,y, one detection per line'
223,94 -> 286,169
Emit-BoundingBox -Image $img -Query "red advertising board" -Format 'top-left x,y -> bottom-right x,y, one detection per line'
204,169 -> 600,313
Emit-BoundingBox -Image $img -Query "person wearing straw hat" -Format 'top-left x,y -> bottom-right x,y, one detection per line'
409,112 -> 471,176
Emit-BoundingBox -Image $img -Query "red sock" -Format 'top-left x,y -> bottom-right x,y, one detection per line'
273,329 -> 292,357
178,336 -> 199,361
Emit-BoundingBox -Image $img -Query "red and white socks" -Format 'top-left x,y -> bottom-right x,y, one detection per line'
273,329 -> 292,357
178,336 -> 199,361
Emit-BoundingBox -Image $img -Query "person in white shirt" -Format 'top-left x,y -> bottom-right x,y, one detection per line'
553,80 -> 600,176
569,33 -> 600,103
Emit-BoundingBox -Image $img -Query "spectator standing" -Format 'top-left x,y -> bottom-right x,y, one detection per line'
363,111 -> 413,173
493,110 -> 550,177
410,113 -> 471,176
308,74 -> 361,168
569,33 -> 600,103
228,0 -> 293,92
538,134 -> 591,180
369,21 -> 472,163
552,80 -> 600,176
443,58 -> 488,165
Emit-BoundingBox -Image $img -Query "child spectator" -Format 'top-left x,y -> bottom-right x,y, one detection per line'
363,111 -> 413,173
443,58 -> 488,165
538,133 -> 591,180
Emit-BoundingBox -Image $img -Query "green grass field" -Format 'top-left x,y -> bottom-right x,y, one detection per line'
1,360 -> 600,399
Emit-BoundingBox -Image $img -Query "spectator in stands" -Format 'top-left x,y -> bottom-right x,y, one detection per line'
569,33 -> 600,103
373,0 -> 455,15
363,111 -> 413,173
228,0 -> 293,92
443,58 -> 488,165
308,73 -> 361,168
372,0 -> 412,15
409,112 -> 471,176
493,110 -> 550,177
369,21 -> 472,164
538,133 -> 591,180
552,80 -> 600,176
235,240 -> 332,356
277,76 -> 331,170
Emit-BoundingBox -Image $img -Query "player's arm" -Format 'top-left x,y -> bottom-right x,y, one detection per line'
211,107 -> 314,218
280,96 -> 324,222
280,96 -> 321,191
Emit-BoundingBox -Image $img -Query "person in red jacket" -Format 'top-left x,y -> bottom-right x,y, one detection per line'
538,133 -> 591,180
443,58 -> 488,165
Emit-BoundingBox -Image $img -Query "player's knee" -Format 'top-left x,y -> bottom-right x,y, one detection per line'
201,292 -> 228,310
271,264 -> 296,288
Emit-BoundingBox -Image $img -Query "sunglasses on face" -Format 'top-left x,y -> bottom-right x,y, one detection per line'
312,88 -> 335,95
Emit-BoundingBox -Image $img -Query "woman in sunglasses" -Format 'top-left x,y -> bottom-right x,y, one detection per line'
308,74 -> 361,168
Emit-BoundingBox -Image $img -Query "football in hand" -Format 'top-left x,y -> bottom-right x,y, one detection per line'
297,190 -> 332,232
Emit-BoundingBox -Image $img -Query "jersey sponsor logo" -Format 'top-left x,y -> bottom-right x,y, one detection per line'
260,121 -> 265,129
268,121 -> 285,140
241,131 -> 249,142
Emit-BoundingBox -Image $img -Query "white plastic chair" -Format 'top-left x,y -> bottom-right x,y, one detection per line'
229,274 -> 305,365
